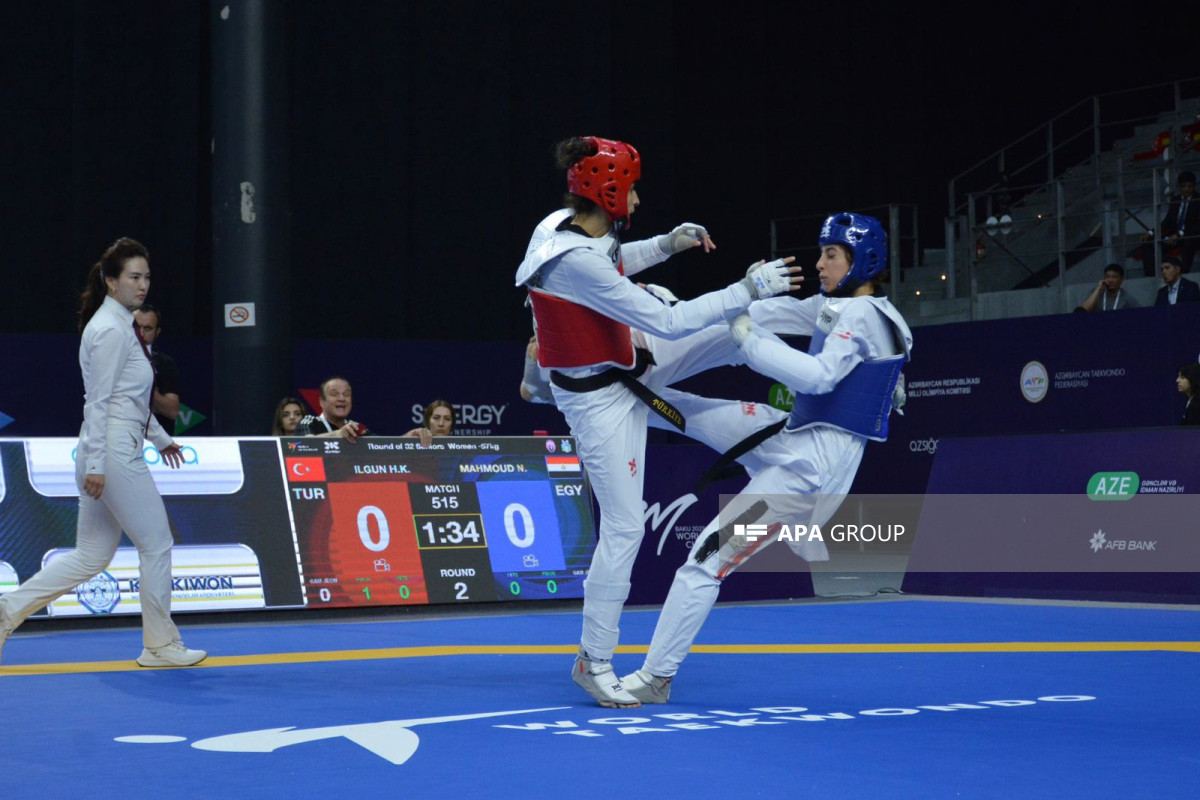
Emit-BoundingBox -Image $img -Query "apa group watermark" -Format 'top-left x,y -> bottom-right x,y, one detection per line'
734,522 -> 906,544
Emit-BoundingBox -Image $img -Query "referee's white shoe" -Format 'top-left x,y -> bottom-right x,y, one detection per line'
572,650 -> 641,708
0,598 -> 12,663
137,640 -> 208,667
622,668 -> 672,704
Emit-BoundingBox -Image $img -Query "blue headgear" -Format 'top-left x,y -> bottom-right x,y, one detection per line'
818,212 -> 888,294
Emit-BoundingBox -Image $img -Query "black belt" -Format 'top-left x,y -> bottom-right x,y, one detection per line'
694,418 -> 786,493
550,348 -> 686,432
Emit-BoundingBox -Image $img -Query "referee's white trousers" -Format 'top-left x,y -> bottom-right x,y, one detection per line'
2,421 -> 180,648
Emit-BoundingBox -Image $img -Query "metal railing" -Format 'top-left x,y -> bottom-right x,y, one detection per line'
948,77 -> 1200,223
956,160 -> 1195,319
940,77 -> 1200,319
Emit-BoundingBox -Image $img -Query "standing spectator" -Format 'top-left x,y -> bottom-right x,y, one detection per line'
1155,257 -> 1200,306
133,304 -> 181,434
1142,171 -> 1199,275
1179,363 -> 1200,425
1080,264 -> 1138,311
271,396 -> 306,436
0,238 -> 205,667
297,376 -> 367,441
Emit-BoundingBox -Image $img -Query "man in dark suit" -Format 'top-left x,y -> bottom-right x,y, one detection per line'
1156,256 -> 1200,306
133,304 -> 181,434
1142,170 -> 1199,275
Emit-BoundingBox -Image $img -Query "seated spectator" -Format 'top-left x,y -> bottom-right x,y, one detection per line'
271,396 -> 306,436
1179,363 -> 1200,425
425,400 -> 455,436
1080,264 -> 1138,311
297,376 -> 368,441
403,400 -> 455,444
133,304 -> 182,433
1141,171 -> 1199,276
1155,257 -> 1200,306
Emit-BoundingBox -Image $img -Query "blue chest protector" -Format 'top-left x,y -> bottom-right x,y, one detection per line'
785,311 -> 907,442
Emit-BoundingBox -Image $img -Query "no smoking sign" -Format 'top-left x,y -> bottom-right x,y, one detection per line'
224,302 -> 257,328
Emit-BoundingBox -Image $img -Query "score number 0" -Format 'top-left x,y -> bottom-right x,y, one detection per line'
503,502 -> 556,596
503,502 -> 535,547
314,506 -> 394,604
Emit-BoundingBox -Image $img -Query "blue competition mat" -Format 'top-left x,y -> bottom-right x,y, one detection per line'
1,599 -> 1197,799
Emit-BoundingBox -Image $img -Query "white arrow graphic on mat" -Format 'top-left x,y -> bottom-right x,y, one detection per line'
177,707 -> 570,765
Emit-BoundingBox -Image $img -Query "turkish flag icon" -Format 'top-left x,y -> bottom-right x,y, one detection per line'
286,457 -> 326,482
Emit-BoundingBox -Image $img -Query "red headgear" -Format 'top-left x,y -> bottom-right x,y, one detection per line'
566,136 -> 641,228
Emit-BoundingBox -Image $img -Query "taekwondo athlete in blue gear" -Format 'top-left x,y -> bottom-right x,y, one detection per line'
622,212 -> 913,704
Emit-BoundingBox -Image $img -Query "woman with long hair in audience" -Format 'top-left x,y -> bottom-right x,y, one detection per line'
0,238 -> 206,667
271,396 -> 306,436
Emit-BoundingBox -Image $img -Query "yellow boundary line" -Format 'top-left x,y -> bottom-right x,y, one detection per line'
1,641 -> 1197,677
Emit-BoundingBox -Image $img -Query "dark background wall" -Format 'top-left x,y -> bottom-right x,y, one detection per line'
1,1 -> 1195,344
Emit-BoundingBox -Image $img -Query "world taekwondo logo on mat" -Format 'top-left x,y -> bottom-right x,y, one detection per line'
114,707 -> 569,766
491,696 -> 1098,738
116,697 -> 1096,762
1020,361 -> 1049,403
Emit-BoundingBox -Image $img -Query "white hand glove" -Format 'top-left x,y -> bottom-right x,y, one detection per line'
643,283 -> 680,305
739,258 -> 793,300
657,222 -> 710,255
730,312 -> 753,347
891,373 -> 907,416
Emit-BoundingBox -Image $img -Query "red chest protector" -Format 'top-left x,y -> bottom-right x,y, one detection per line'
528,260 -> 635,370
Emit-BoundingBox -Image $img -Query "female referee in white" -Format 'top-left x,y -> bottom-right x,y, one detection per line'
0,238 -> 206,667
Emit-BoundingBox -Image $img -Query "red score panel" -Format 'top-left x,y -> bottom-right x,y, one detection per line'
322,481 -> 428,606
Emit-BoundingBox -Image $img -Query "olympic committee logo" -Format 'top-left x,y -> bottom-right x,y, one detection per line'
1019,361 -> 1049,403
77,570 -> 121,614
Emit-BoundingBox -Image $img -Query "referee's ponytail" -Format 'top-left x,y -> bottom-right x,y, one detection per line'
78,237 -> 149,332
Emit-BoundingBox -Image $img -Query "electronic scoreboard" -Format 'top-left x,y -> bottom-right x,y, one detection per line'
0,435 -> 595,619
283,435 -> 593,607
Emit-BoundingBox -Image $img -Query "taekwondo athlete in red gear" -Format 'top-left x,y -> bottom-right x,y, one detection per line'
621,212 -> 913,704
515,136 -> 799,707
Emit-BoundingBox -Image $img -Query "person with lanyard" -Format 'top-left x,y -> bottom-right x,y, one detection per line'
515,136 -> 799,707
1080,264 -> 1138,312
296,376 -> 368,441
0,238 -> 206,667
620,212 -> 912,704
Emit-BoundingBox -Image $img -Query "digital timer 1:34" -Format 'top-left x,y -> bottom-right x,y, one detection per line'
413,514 -> 487,548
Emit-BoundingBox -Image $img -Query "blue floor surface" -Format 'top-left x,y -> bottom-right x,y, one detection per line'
1,599 -> 1196,799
